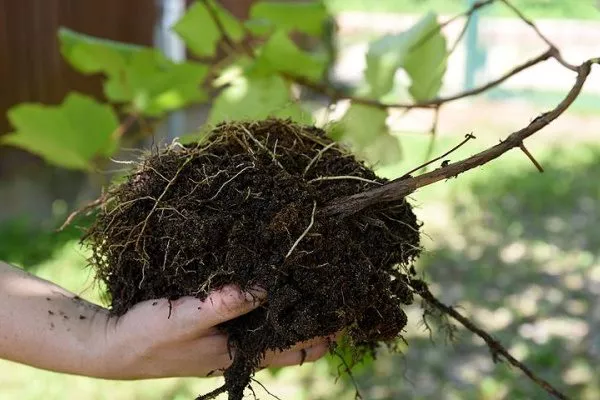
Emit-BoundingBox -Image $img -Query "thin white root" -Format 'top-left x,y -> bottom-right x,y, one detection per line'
285,201 -> 317,259
309,176 -> 383,185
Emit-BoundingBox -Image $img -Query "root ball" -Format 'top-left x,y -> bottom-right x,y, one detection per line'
85,118 -> 421,399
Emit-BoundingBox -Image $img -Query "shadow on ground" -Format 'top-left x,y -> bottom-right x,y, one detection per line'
318,146 -> 600,399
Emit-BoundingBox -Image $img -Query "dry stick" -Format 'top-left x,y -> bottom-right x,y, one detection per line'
519,143 -> 544,172
195,384 -> 227,400
202,0 -> 549,113
288,48 -> 554,110
411,280 -> 570,400
401,133 -> 477,180
411,0 -> 496,60
57,194 -> 108,232
323,59 -> 596,216
500,0 -> 577,72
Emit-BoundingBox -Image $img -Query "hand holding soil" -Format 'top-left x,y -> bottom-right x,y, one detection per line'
99,285 -> 331,379
0,263 -> 329,383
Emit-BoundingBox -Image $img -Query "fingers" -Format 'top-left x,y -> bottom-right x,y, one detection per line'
127,285 -> 266,338
263,343 -> 330,368
260,335 -> 334,368
198,285 -> 267,327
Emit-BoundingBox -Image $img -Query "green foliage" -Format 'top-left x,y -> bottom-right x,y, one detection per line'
2,93 -> 119,170
208,74 -> 310,124
0,216 -> 91,270
365,12 -> 447,100
60,28 -> 209,117
330,104 -> 388,146
252,30 -> 328,81
3,0 -> 452,173
172,0 -> 244,57
249,1 -> 329,36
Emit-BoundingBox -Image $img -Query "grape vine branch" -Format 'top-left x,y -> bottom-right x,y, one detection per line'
204,1 -> 599,399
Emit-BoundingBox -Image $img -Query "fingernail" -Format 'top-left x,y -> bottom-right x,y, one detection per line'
244,286 -> 267,303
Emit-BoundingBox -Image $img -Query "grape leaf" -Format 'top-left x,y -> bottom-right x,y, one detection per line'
249,1 -> 329,36
106,50 -> 209,116
252,30 -> 327,81
365,12 -> 447,100
208,74 -> 311,124
172,0 -> 244,58
329,104 -> 401,164
60,28 -> 209,116
2,93 -> 119,170
59,28 -> 143,75
330,104 -> 388,147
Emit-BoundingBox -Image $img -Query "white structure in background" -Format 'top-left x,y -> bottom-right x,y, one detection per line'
155,0 -> 187,139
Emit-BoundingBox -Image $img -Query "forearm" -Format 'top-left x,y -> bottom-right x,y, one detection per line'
0,261 -> 113,377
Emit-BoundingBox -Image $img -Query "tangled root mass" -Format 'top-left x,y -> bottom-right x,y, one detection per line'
85,119 -> 421,400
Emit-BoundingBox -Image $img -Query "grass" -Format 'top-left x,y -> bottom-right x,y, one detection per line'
2,122 -> 600,398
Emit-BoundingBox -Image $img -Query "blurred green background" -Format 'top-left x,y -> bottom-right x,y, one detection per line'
1,0 -> 599,399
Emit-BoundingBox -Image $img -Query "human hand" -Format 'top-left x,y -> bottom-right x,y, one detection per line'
97,285 -> 331,379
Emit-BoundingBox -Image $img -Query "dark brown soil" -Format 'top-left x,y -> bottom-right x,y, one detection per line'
85,119 -> 421,400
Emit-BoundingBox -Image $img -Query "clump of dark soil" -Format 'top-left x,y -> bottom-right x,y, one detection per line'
85,119 -> 421,400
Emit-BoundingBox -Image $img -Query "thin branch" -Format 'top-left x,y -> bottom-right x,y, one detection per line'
323,59 -> 596,216
288,48 -> 554,110
57,194 -> 107,232
519,143 -> 544,172
410,0 -> 496,54
403,132 -> 476,180
499,0 -> 578,71
410,279 -> 570,400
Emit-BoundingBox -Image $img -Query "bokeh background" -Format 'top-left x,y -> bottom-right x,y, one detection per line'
1,0 -> 599,399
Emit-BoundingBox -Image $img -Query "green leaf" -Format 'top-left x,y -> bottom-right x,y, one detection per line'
361,132 -> 402,165
365,12 -> 447,100
2,93 -> 119,170
330,104 -> 388,147
60,28 -> 209,116
403,14 -> 447,101
59,28 -> 143,75
111,50 -> 209,116
249,1 -> 328,36
172,0 -> 244,58
208,74 -> 311,124
252,30 -> 327,81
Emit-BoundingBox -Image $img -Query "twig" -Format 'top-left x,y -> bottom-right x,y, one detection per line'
285,201 -> 317,259
323,59 -> 597,216
402,132 -> 476,180
57,194 -> 107,232
195,384 -> 227,400
250,378 -> 283,400
411,0 -> 496,55
287,48 -> 554,110
410,279 -> 570,400
499,0 -> 577,71
202,0 -> 549,112
519,143 -> 544,172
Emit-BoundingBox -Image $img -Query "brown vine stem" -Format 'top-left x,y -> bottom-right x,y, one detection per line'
410,279 -> 569,400
410,0 -> 496,54
287,48 -> 554,110
500,0 -> 578,72
323,59 -> 597,216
